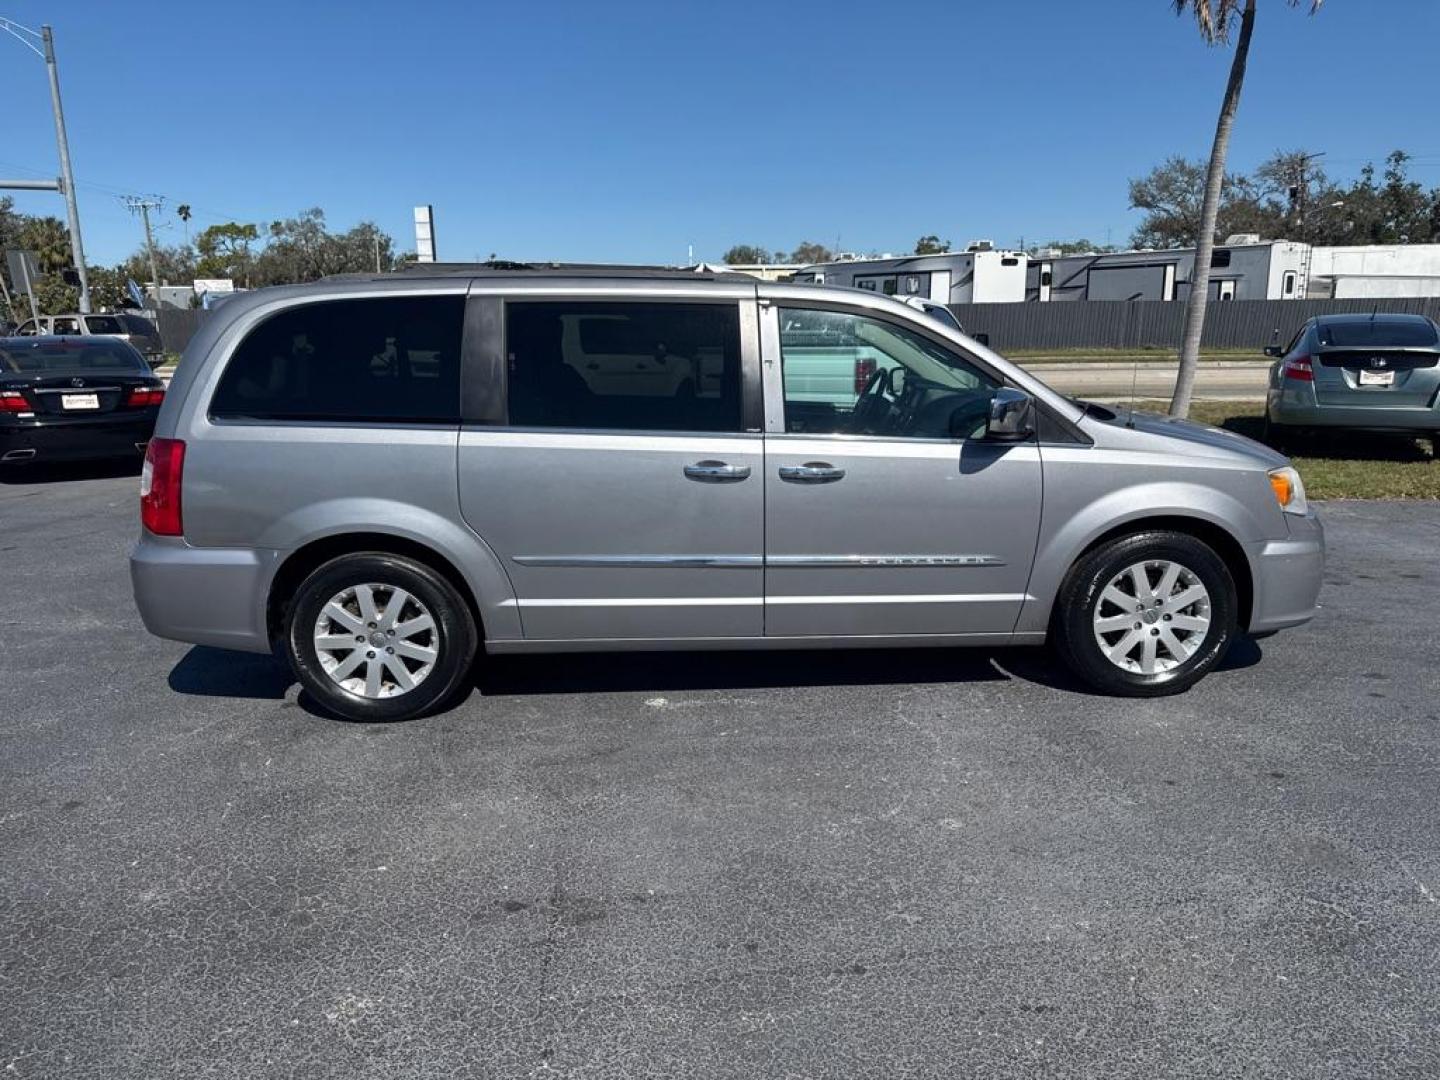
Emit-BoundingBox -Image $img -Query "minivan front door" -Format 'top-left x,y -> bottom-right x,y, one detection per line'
457,293 -> 765,642
761,303 -> 1042,639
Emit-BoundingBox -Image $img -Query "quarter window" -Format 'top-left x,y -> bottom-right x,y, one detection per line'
778,307 -> 1000,439
210,296 -> 464,423
504,301 -> 743,432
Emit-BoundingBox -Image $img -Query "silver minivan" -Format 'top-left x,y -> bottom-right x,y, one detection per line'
131,269 -> 1324,721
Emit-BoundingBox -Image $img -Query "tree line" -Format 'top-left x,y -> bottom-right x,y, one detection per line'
0,200 -> 400,323
722,235 -> 961,265
1129,148 -> 1440,250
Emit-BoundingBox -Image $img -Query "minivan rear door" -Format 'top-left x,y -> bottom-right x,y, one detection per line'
456,285 -> 765,642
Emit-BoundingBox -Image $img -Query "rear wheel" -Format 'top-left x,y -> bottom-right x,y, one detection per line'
284,553 -> 477,722
1053,531 -> 1238,697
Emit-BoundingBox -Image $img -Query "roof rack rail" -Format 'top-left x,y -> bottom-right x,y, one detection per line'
322,261 -> 757,283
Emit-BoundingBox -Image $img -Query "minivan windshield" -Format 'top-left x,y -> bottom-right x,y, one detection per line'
0,341 -> 148,375
1317,319 -> 1439,348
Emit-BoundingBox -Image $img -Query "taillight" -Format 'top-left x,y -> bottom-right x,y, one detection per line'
0,390 -> 29,412
140,437 -> 185,536
1282,355 -> 1314,382
854,357 -> 876,395
126,386 -> 165,408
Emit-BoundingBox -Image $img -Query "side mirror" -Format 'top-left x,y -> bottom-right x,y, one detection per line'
972,332 -> 990,347
1263,345 -> 1282,357
985,388 -> 1035,441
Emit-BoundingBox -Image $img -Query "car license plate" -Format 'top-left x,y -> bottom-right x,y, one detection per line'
61,392 -> 100,410
1358,369 -> 1394,386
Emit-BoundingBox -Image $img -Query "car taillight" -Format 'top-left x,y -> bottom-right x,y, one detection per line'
1282,355 -> 1314,381
0,390 -> 28,412
126,386 -> 165,408
854,357 -> 876,395
140,437 -> 185,536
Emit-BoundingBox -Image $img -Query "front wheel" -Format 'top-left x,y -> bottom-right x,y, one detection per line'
284,553 -> 478,722
1053,531 -> 1238,697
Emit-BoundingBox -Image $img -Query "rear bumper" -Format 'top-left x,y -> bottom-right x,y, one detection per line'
130,533 -> 281,653
0,415 -> 156,462
1269,387 -> 1438,431
1247,509 -> 1325,634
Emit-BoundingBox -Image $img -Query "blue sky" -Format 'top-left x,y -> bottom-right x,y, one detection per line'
3,0 -> 1438,266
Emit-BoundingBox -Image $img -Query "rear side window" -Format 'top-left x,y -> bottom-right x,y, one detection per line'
84,315 -> 123,333
1317,319 -> 1439,348
505,301 -> 743,432
210,296 -> 464,423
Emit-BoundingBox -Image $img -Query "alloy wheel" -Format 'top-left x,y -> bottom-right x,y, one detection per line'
1091,560 -> 1212,676
312,583 -> 438,699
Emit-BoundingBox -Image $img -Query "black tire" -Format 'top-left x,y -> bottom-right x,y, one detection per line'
1053,530 -> 1238,698
284,552 -> 478,722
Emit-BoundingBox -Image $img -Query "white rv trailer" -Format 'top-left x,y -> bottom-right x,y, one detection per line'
792,246 -> 1028,305
1305,244 -> 1440,298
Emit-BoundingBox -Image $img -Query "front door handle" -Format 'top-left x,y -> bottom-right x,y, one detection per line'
778,462 -> 846,483
684,460 -> 752,482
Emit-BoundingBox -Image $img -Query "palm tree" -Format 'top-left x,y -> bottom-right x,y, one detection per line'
1169,0 -> 1321,419
17,216 -> 72,274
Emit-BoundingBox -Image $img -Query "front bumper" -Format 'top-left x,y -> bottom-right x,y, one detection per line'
1247,508 -> 1325,634
130,533 -> 281,654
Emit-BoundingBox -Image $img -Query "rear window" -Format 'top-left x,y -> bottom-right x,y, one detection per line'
0,341 -> 148,374
210,296 -> 464,423
1318,319 -> 1439,348
83,315 -> 123,334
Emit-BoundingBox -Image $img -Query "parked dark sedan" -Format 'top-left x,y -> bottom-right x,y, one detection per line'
1265,313 -> 1440,442
0,336 -> 165,466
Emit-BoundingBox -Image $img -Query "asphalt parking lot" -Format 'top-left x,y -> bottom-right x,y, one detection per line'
2,465 -> 1439,1079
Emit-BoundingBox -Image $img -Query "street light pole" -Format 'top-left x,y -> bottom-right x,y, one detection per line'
0,17 -> 91,313
41,25 -> 90,313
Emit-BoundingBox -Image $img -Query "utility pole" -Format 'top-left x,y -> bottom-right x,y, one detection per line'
41,26 -> 89,313
124,195 -> 165,315
1291,151 -> 1325,232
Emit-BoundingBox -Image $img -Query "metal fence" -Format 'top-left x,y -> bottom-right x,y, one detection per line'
155,308 -> 209,354
949,298 -> 1440,352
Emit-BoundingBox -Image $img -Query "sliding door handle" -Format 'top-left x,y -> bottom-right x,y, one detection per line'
684,460 -> 752,482
778,462 -> 846,483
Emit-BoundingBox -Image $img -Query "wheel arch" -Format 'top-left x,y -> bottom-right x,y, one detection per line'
266,531 -> 510,646
1025,509 -> 1257,637
1061,516 -> 1253,632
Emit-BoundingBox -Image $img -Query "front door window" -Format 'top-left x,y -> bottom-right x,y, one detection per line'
778,307 -> 1000,439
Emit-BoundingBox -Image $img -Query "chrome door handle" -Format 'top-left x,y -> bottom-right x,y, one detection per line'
684,460 -> 752,482
778,462 -> 846,483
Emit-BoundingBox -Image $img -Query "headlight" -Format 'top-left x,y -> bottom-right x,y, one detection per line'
1268,466 -> 1308,516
